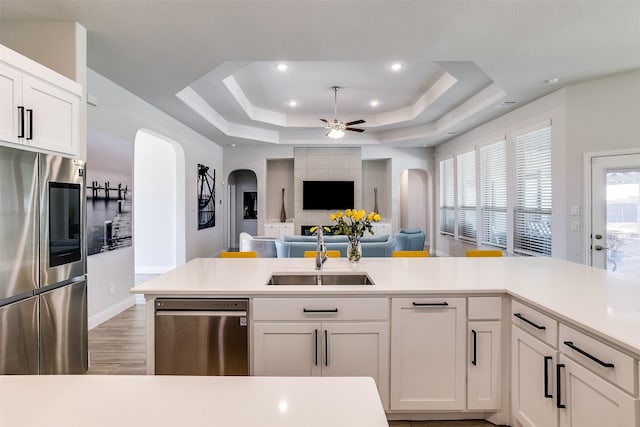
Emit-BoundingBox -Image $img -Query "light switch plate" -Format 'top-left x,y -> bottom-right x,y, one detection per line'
571,220 -> 580,231
570,205 -> 580,216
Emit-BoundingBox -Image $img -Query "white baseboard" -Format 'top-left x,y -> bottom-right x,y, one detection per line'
88,295 -> 136,330
135,266 -> 174,274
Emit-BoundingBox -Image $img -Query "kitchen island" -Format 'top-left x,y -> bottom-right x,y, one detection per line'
132,257 -> 640,426
0,375 -> 387,427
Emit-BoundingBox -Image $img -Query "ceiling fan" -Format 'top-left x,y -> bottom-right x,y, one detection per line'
320,86 -> 366,139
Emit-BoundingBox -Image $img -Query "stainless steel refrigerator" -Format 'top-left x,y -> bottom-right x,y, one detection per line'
0,145 -> 87,374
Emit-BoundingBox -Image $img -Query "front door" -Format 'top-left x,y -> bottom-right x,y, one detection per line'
590,153 -> 640,276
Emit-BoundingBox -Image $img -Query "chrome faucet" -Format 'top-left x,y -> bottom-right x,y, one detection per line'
315,226 -> 328,271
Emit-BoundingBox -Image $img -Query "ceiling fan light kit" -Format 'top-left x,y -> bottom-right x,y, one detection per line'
320,86 -> 366,139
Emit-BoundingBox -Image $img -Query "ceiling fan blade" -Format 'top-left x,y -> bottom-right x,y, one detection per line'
345,119 -> 366,126
320,118 -> 328,123
345,128 -> 365,133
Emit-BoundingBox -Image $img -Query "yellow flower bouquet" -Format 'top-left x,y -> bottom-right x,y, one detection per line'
329,209 -> 381,262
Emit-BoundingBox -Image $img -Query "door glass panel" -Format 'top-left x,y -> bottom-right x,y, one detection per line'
606,169 -> 640,275
49,182 -> 81,267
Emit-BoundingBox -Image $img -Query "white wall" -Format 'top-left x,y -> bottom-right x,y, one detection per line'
87,68 -> 223,325
223,144 -> 433,239
434,70 -> 640,262
228,170 -> 258,244
134,130 -> 177,274
266,159 -> 294,222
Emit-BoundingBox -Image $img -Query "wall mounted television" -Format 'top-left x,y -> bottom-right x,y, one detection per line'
303,181 -> 354,210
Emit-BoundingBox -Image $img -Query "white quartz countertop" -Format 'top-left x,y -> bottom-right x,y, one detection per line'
131,257 -> 640,356
0,375 -> 388,427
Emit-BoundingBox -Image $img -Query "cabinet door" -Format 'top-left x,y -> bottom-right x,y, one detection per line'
468,320 -> 502,410
22,74 -> 79,155
558,355 -> 638,427
390,297 -> 466,411
322,322 -> 390,410
253,322 -> 321,376
512,326 -> 558,427
0,63 -> 22,144
263,224 -> 279,238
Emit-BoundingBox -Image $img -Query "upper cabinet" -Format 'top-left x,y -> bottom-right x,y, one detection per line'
0,45 -> 81,157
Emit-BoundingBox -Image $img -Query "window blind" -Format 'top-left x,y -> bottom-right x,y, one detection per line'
439,158 -> 455,235
456,150 -> 476,241
514,126 -> 552,256
480,141 -> 507,248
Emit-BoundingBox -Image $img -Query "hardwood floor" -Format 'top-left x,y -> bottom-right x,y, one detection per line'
88,305 -> 495,426
87,304 -> 147,375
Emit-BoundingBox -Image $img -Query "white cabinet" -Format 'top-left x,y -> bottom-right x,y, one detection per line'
390,297 -> 466,411
512,325 -> 558,427
558,355 -> 638,427
252,298 -> 389,409
468,296 -> 503,411
263,222 -> 294,238
0,45 -> 80,156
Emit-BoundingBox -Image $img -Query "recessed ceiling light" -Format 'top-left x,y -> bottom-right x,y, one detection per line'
370,100 -> 379,107
544,77 -> 560,84
231,143 -> 236,147
288,100 -> 298,107
276,63 -> 288,71
390,63 -> 403,71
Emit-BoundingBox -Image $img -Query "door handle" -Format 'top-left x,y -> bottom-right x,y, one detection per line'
26,109 -> 33,140
303,308 -> 338,313
563,341 -> 614,368
412,302 -> 449,307
324,329 -> 328,367
556,363 -> 566,409
543,356 -> 553,398
471,329 -> 477,366
593,245 -> 609,251
17,106 -> 25,138
513,313 -> 546,330
314,329 -> 318,366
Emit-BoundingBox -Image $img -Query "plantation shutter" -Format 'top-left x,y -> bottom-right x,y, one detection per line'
480,141 -> 507,248
514,126 -> 552,256
456,150 -> 476,241
440,158 -> 455,235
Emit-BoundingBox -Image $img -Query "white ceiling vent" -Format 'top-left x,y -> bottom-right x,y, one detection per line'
496,100 -> 518,108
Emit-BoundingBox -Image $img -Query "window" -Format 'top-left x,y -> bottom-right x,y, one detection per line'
514,126 -> 552,256
456,150 -> 476,241
439,158 -> 454,235
480,141 -> 507,248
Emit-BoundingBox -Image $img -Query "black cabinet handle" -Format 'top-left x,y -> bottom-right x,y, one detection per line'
303,308 -> 338,313
471,329 -> 477,366
17,106 -> 24,138
563,341 -> 614,368
514,313 -> 546,330
324,329 -> 328,367
314,329 -> 318,366
556,363 -> 566,409
412,302 -> 449,307
544,356 -> 553,398
26,109 -> 33,140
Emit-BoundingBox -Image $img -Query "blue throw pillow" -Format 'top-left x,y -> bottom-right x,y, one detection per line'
399,228 -> 422,234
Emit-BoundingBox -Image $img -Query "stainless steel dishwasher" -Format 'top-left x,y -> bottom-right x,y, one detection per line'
154,298 -> 249,375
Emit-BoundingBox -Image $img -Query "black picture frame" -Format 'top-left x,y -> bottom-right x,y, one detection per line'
197,163 -> 215,229
243,191 -> 257,219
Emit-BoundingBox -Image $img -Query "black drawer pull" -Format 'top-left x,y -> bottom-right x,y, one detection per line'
563,341 -> 614,368
17,106 -> 24,138
324,329 -> 328,367
556,363 -> 566,409
471,329 -> 477,366
543,356 -> 553,398
513,313 -> 546,330
303,308 -> 338,313
314,329 -> 318,366
412,302 -> 449,307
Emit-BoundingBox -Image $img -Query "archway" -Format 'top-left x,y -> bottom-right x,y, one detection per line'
399,168 -> 432,249
227,169 -> 258,249
134,129 -> 186,274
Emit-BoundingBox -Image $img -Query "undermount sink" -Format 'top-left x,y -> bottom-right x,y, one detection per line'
267,273 -> 374,286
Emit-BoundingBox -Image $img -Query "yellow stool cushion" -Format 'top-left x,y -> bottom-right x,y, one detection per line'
465,249 -> 503,257
391,250 -> 429,257
220,251 -> 257,258
304,250 -> 341,258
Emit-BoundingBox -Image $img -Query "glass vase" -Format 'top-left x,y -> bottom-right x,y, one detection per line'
347,237 -> 362,263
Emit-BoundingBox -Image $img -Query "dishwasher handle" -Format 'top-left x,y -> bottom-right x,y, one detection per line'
156,311 -> 247,317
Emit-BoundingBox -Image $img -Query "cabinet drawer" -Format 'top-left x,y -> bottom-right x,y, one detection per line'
253,298 -> 389,321
468,296 -> 502,320
559,323 -> 635,394
511,300 -> 558,348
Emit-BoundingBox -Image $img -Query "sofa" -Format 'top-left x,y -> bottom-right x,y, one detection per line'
274,234 -> 396,258
238,232 -> 278,257
394,228 -> 426,251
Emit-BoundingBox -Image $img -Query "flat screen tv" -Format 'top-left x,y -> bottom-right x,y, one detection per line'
303,181 -> 354,210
